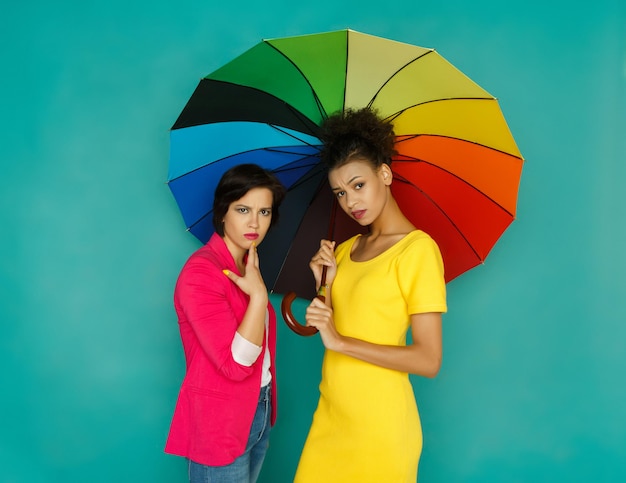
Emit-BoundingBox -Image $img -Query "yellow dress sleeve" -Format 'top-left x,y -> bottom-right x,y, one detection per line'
396,232 -> 447,315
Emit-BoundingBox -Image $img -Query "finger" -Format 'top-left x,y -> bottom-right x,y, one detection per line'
308,297 -> 321,309
222,269 -> 238,284
305,305 -> 323,316
314,250 -> 334,265
320,245 -> 336,261
306,313 -> 328,324
305,307 -> 327,319
319,254 -> 335,266
310,255 -> 327,268
309,297 -> 328,310
305,313 -> 330,329
321,239 -> 336,251
247,242 -> 259,268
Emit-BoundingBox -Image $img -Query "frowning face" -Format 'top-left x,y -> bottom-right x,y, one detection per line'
222,187 -> 273,259
328,158 -> 393,226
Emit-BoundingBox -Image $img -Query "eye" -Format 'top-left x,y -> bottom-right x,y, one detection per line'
237,207 -> 249,214
260,209 -> 272,216
354,182 -> 364,190
336,191 -> 345,199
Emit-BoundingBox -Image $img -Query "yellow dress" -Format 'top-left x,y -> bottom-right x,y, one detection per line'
294,230 -> 447,483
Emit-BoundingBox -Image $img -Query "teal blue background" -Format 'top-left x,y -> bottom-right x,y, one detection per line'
1,1 -> 625,481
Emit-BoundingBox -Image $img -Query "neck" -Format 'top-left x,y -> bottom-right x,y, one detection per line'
369,196 -> 414,237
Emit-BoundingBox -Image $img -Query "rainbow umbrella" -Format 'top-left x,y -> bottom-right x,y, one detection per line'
168,29 -> 524,301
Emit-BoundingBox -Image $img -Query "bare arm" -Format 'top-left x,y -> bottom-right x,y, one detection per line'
305,299 -> 442,377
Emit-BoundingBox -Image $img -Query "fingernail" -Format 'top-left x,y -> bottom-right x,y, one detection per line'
222,269 -> 230,276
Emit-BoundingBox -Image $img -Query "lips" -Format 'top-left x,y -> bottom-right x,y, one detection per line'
351,210 -> 366,220
244,233 -> 259,240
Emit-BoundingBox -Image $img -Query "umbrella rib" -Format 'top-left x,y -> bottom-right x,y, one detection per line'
186,207 -> 215,233
173,79 -> 322,136
384,97 -> 497,125
270,159 -> 320,176
167,146 -> 294,183
264,41 -> 329,121
343,29 -> 349,113
268,123 -> 322,148
367,49 -> 437,109
276,161 -> 327,191
392,172 -> 487,263
394,154 -> 517,219
395,133 -> 524,169
168,125 -> 321,184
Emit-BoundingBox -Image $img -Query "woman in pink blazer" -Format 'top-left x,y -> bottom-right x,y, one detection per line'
165,164 -> 286,482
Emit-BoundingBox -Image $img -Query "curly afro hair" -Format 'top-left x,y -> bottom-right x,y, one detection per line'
319,107 -> 397,171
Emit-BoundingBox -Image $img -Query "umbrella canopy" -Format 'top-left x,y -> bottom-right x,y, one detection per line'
167,29 -> 524,299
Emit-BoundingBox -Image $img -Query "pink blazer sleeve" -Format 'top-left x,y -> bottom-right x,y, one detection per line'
175,256 -> 256,381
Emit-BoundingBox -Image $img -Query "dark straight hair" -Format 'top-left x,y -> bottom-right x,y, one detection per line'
212,164 -> 286,236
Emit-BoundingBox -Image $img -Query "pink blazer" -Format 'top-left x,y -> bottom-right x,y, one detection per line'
165,234 -> 277,466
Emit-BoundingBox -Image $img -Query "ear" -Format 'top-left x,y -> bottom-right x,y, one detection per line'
380,163 -> 393,186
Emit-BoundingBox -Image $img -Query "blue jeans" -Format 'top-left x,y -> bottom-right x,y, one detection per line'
188,384 -> 272,483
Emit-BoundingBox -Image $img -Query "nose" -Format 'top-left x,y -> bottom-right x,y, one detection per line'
249,213 -> 259,228
345,193 -> 357,208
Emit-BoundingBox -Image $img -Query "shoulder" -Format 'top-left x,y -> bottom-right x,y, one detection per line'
395,230 -> 444,274
335,234 -> 361,260
399,230 -> 441,255
178,245 -> 223,284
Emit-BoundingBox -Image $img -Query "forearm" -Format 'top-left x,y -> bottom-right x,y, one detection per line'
333,337 -> 441,377
235,294 -> 268,346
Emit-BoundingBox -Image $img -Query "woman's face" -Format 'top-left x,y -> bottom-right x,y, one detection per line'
222,187 -> 273,258
328,158 -> 392,226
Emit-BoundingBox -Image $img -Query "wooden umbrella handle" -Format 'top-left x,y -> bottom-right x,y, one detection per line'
281,265 -> 330,336
281,291 -> 319,336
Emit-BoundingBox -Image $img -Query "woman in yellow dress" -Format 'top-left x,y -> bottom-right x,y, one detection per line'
294,108 -> 447,482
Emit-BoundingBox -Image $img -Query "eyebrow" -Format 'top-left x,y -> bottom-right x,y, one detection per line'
234,204 -> 272,210
331,175 -> 362,192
